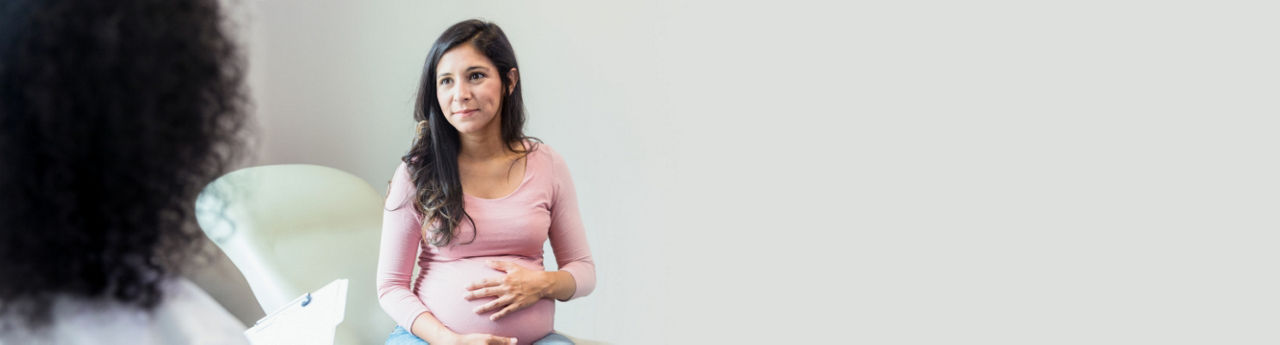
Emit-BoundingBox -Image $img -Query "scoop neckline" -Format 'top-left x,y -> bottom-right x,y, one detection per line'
463,141 -> 535,202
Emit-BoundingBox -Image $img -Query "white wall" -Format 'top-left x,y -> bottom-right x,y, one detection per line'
242,0 -> 1278,343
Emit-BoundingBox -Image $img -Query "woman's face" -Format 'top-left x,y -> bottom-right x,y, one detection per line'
435,43 -> 512,136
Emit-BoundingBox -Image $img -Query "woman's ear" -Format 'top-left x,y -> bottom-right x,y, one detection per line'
507,68 -> 519,95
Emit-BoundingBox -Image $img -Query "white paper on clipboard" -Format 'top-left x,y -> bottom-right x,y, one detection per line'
244,279 -> 348,345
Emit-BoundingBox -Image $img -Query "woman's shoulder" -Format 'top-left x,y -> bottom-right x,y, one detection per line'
386,160 -> 419,203
527,140 -> 567,167
0,278 -> 250,345
391,160 -> 416,185
394,160 -> 412,175
525,140 -> 575,187
149,278 -> 251,344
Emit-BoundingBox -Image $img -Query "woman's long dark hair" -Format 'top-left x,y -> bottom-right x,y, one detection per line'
0,0 -> 246,327
404,19 -> 535,247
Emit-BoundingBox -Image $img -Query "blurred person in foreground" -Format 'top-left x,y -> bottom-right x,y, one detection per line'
0,0 -> 251,343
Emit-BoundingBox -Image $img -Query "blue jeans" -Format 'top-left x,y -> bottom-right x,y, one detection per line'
386,326 -> 574,345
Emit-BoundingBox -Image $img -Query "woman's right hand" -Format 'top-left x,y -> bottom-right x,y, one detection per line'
450,333 -> 517,345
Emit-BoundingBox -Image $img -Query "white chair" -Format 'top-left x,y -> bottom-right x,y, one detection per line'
195,164 -> 394,345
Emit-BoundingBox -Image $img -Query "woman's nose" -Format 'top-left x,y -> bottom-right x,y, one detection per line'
454,83 -> 472,102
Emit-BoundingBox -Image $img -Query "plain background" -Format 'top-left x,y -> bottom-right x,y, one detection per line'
233,0 -> 1277,343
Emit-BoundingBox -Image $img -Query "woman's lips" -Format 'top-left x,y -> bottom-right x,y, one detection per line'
453,109 -> 477,118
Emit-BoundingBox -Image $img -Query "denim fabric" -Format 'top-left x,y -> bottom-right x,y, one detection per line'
385,326 -> 574,345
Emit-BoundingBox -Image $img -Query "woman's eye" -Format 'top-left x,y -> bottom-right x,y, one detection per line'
439,77 -> 452,86
469,72 -> 486,81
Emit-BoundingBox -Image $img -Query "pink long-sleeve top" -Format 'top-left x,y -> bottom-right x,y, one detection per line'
376,142 -> 595,344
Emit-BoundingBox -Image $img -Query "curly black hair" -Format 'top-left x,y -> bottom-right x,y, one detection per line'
0,0 -> 246,328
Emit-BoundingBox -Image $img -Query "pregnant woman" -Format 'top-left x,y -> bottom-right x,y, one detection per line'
376,20 -> 596,345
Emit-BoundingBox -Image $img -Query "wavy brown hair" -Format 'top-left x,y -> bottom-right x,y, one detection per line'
403,19 -> 536,247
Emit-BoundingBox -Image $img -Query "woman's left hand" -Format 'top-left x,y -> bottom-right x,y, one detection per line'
465,260 -> 552,321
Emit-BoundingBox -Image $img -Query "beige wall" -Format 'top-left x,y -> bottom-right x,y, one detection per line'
240,0 -> 1278,343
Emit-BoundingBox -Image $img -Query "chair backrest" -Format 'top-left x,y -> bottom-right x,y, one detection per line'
196,164 -> 393,345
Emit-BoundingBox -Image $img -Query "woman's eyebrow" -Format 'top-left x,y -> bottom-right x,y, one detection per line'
437,66 -> 490,78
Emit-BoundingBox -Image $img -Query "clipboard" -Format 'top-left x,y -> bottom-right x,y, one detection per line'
244,279 -> 348,345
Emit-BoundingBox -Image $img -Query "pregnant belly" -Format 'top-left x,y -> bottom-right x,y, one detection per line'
418,256 -> 554,343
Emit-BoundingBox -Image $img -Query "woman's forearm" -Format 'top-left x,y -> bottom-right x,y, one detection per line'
409,311 -> 458,344
543,270 -> 578,301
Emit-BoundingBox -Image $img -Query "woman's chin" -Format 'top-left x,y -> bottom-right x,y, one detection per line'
446,115 -> 498,135
449,123 -> 486,135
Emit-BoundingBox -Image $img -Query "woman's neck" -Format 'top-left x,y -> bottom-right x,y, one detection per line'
458,130 -> 511,161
